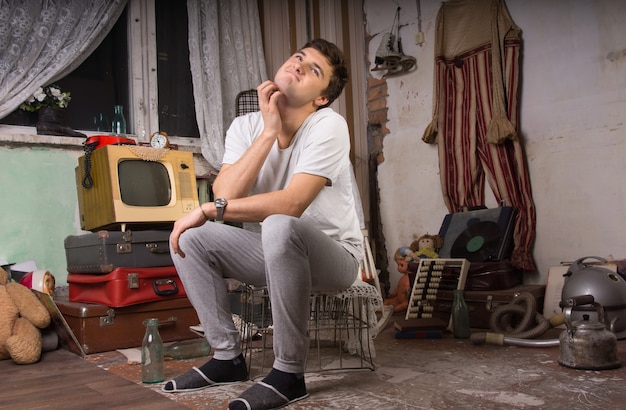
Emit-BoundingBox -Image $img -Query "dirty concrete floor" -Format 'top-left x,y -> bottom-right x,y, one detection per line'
84,317 -> 626,409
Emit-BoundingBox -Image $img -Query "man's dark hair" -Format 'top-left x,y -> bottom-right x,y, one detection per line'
302,38 -> 348,109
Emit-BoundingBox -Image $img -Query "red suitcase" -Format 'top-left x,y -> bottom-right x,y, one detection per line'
68,266 -> 186,307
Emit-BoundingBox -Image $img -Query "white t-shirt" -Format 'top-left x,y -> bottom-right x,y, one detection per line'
223,108 -> 363,260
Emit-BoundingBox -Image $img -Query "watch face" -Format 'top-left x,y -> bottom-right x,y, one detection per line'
215,198 -> 227,207
150,132 -> 168,148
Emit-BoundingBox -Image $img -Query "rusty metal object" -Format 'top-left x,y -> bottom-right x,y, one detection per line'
558,295 -> 621,370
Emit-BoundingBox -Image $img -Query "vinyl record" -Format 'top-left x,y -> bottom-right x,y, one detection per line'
450,221 -> 502,262
437,207 -> 516,261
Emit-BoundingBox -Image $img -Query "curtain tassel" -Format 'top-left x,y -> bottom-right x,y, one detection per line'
421,117 -> 438,144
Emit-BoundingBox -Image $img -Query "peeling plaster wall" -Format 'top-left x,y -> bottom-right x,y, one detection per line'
0,136 -> 207,287
365,0 -> 626,290
0,145 -> 85,285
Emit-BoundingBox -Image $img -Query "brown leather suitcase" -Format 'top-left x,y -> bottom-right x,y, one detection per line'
67,266 -> 186,307
432,284 -> 546,329
465,260 -> 522,291
54,296 -> 200,354
407,260 -> 522,293
64,229 -> 173,274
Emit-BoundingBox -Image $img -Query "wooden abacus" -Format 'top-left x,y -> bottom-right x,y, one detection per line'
405,258 -> 470,329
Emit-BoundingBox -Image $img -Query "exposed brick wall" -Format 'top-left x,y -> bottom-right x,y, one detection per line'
365,33 -> 391,297
366,76 -> 389,165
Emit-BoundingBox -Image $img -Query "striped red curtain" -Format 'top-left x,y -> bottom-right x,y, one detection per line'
422,0 -> 536,272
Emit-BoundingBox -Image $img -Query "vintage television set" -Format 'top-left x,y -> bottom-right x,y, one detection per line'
75,144 -> 199,231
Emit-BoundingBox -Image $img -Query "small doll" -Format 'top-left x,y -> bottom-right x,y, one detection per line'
410,234 -> 443,260
383,247 -> 415,313
383,234 -> 443,314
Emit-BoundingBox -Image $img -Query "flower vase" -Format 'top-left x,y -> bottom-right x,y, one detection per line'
36,107 -> 86,137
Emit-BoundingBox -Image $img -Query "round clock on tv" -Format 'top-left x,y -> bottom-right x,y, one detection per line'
150,131 -> 170,148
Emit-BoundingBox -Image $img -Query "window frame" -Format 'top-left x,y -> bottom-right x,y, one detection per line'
0,0 -> 201,150
128,0 -> 159,143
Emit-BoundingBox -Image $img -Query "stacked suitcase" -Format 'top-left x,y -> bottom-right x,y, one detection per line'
59,229 -> 200,354
431,206 -> 546,329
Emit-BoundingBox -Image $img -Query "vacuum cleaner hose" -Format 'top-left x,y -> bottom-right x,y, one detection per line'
470,332 -> 560,347
471,292 -> 564,347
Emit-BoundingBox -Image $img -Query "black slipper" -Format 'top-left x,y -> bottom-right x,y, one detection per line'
162,353 -> 248,393
228,381 -> 309,410
161,366 -> 246,393
161,366 -> 217,392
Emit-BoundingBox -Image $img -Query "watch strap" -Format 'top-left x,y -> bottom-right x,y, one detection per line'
215,198 -> 227,223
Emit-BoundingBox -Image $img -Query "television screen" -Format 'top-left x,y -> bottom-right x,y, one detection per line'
118,160 -> 172,206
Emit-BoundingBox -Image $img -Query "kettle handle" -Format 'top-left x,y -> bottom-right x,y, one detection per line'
566,294 -> 595,306
563,294 -> 606,327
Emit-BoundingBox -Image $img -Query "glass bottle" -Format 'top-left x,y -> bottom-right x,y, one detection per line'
164,337 -> 211,360
451,289 -> 470,339
111,104 -> 127,135
141,318 -> 164,383
93,113 -> 108,131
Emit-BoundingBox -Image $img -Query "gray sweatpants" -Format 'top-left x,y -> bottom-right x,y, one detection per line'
171,214 -> 359,374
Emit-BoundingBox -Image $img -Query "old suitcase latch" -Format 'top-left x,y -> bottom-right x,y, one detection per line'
116,230 -> 133,253
100,308 -> 115,326
116,242 -> 132,254
128,273 -> 139,289
486,295 -> 493,311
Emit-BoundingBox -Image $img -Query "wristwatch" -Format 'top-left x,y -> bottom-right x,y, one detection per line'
214,198 -> 227,223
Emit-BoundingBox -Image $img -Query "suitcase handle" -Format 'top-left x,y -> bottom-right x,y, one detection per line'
158,316 -> 178,327
153,279 -> 179,296
147,243 -> 170,254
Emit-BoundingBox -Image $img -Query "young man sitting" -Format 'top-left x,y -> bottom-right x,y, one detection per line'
164,38 -> 362,410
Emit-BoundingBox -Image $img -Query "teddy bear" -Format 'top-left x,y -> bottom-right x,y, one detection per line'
383,234 -> 443,313
0,267 -> 51,364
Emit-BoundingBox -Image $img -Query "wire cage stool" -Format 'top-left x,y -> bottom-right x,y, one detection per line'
238,283 -> 380,379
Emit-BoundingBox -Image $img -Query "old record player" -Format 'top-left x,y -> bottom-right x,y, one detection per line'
438,206 -> 516,263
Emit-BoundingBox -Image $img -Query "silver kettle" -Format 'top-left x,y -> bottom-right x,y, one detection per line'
558,295 -> 621,370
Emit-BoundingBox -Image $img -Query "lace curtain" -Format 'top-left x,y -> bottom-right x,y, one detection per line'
0,0 -> 127,119
187,0 -> 268,170
0,0 -> 267,170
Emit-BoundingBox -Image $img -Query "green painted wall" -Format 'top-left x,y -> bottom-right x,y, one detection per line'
0,145 -> 84,286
